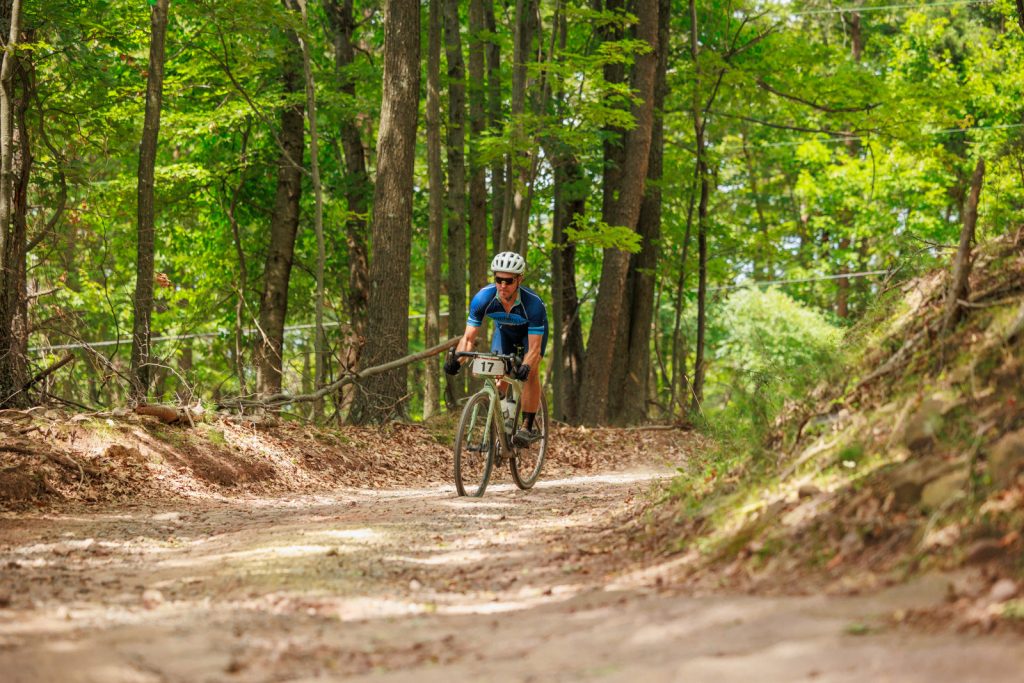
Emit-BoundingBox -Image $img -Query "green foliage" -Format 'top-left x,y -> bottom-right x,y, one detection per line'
716,287 -> 842,381
703,287 -> 843,443
564,218 -> 643,253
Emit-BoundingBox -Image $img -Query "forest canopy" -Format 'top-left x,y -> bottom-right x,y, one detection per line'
0,0 -> 1020,426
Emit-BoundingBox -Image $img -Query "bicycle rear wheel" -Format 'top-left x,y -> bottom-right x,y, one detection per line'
510,393 -> 548,490
454,391 -> 496,497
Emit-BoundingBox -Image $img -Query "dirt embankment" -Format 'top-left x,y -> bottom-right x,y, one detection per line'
0,411 -> 698,511
639,236 -> 1024,633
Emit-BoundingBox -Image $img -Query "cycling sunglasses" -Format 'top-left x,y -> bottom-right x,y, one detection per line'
494,275 -> 517,285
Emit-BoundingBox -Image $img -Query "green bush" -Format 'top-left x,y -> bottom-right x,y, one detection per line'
707,286 -> 843,441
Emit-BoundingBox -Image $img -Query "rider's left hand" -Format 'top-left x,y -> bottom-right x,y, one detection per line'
513,363 -> 530,381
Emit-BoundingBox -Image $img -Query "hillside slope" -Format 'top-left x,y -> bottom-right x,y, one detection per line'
648,235 -> 1024,630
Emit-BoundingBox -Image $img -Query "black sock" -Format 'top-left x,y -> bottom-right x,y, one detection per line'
523,412 -> 536,430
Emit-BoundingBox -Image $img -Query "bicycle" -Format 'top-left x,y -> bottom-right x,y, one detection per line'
452,351 -> 548,497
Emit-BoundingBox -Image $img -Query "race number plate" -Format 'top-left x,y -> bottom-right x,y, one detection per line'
471,356 -> 504,376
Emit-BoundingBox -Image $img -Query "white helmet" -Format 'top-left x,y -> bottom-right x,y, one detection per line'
490,251 -> 526,274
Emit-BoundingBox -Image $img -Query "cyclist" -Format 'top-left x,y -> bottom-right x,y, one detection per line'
444,251 -> 548,447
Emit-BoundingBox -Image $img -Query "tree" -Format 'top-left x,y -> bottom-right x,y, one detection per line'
324,0 -> 372,419
255,15 -> 305,399
348,0 -> 420,423
617,0 -> 670,425
578,0 -> 658,425
467,0 -> 489,294
424,0 -> 443,419
0,0 -> 26,408
444,0 -> 468,365
129,0 -> 170,402
942,157 -> 985,334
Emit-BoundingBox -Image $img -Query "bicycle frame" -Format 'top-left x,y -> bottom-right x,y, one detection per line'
456,351 -> 523,455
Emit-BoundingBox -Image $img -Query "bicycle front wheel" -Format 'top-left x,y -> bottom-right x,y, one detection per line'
453,391 -> 496,497
510,392 -> 548,490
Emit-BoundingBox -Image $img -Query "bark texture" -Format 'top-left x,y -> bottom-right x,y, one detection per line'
501,0 -> 538,255
467,0 -> 489,295
942,157 -> 985,334
0,0 -> 29,408
484,0 -> 505,250
129,0 -> 169,402
325,0 -> 371,402
424,0 -> 443,419
578,0 -> 658,425
255,26 -> 305,398
444,0 -> 467,344
348,0 -> 420,424
618,0 -> 669,425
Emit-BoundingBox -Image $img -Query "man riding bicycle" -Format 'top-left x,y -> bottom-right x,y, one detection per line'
444,251 -> 548,447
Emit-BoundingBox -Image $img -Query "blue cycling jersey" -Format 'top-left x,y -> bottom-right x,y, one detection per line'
467,284 -> 549,356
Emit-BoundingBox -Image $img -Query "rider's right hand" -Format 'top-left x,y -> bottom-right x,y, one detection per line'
444,351 -> 461,376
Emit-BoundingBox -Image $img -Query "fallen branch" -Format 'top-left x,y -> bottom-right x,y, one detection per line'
24,353 -> 74,392
219,336 -> 461,410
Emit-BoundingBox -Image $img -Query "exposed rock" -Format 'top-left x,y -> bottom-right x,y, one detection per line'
965,539 -> 1004,565
899,398 -> 947,452
798,484 -> 822,500
887,458 -> 963,511
988,429 -> 1024,488
920,468 -> 968,511
142,589 -> 164,609
989,578 -> 1019,603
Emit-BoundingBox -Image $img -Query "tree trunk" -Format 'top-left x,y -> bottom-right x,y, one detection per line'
578,0 -> 658,425
551,157 -> 586,423
0,0 -> 29,408
291,0 -> 327,419
836,11 -> 863,320
546,11 -> 585,423
942,157 -> 985,334
227,123 -> 251,396
424,0 -> 443,420
484,0 -> 505,250
130,0 -> 169,402
618,0 -> 669,425
501,0 -> 537,255
444,0 -> 468,401
600,0 -> 631,419
690,0 -> 709,409
348,0 -> 420,424
325,0 -> 371,410
255,25 -> 305,399
468,0 -> 489,295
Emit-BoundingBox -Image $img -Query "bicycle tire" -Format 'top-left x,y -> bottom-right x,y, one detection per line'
510,392 -> 548,490
454,390 -> 496,497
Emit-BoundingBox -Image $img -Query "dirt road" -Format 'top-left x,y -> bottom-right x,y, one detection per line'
1,466 -> 1022,682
